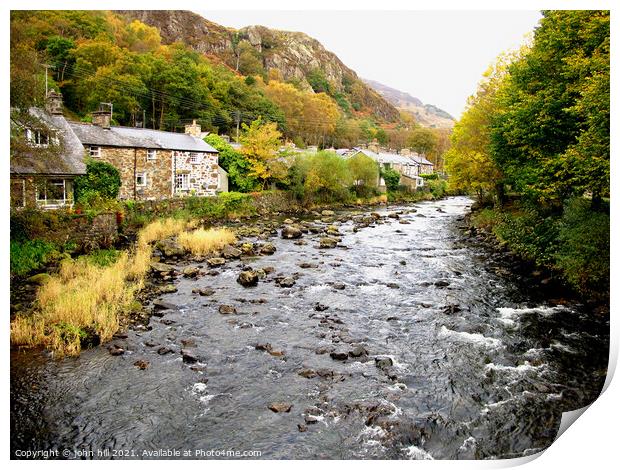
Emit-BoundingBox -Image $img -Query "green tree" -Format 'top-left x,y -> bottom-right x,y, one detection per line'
204,134 -> 259,192
381,168 -> 401,191
347,152 -> 378,195
490,10 -> 610,207
74,159 -> 121,201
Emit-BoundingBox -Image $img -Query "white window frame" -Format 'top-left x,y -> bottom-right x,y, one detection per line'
35,179 -> 71,208
89,146 -> 102,158
175,173 -> 189,191
26,128 -> 51,147
147,149 -> 157,161
136,172 -> 148,187
189,152 -> 201,164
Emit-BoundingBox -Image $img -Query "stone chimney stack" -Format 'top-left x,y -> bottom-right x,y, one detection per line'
46,90 -> 63,115
368,139 -> 380,154
400,147 -> 411,156
92,104 -> 112,129
185,119 -> 201,138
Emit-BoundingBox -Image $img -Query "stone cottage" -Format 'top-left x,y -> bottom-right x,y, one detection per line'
10,92 -> 87,209
70,109 -> 225,201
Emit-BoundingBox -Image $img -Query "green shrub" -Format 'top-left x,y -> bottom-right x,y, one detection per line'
74,159 -> 121,201
381,168 -> 401,191
555,198 -> 609,296
427,179 -> 448,199
10,239 -> 59,276
347,152 -> 379,196
80,249 -> 120,267
204,134 -> 259,192
288,151 -> 353,204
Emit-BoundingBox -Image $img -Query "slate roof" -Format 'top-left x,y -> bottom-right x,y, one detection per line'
69,122 -> 218,153
410,153 -> 434,166
351,148 -> 419,166
10,108 -> 87,176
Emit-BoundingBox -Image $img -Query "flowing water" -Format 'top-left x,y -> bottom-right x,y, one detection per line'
11,196 -> 609,459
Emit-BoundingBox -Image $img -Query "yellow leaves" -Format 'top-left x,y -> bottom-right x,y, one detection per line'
239,119 -> 283,186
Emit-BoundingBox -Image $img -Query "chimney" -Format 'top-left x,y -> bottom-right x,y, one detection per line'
368,139 -> 380,154
92,104 -> 111,129
185,119 -> 201,138
46,90 -> 63,116
400,147 -> 411,156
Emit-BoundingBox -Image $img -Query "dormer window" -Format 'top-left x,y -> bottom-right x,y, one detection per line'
89,146 -> 101,158
147,149 -> 157,161
26,129 -> 50,147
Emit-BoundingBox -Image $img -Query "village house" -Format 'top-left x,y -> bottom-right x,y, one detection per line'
10,93 -> 227,209
345,145 -> 426,191
10,92 -> 86,209
70,108 -> 225,200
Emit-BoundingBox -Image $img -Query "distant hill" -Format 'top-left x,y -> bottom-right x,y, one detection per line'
116,10 -> 401,122
363,79 -> 455,128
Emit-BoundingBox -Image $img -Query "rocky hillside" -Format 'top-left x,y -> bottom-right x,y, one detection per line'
363,79 -> 455,128
116,10 -> 400,122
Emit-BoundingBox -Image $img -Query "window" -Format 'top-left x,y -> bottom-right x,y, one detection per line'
89,146 -> 101,158
26,129 -> 50,147
189,152 -> 201,164
147,149 -> 157,161
35,179 -> 72,207
175,173 -> 189,191
136,173 -> 147,187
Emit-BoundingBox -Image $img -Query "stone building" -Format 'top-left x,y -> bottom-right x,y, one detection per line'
70,111 -> 224,201
10,92 -> 87,209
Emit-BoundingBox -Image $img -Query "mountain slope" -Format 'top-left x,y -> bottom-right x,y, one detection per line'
116,10 -> 400,122
363,78 -> 455,128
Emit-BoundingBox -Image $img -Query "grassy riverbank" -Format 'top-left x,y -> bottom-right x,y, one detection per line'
470,197 -> 609,303
10,218 -> 237,356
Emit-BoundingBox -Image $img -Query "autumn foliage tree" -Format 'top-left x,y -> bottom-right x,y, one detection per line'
239,118 -> 284,189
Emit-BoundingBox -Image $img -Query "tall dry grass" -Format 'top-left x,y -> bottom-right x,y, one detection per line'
10,217 -> 233,356
177,227 -> 236,256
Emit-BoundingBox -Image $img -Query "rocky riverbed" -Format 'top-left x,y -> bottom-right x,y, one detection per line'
10,196 -> 608,459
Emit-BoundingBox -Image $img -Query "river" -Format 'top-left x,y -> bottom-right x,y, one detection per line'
10,196 -> 609,459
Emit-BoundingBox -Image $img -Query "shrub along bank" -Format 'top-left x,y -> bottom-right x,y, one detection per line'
470,197 -> 609,303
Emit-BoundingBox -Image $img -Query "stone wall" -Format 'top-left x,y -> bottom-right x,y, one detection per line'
172,151 -> 220,197
97,147 -> 173,200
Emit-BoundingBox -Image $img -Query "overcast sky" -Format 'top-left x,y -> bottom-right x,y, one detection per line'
196,10 -> 542,119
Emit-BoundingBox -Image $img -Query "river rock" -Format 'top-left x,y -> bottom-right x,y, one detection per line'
332,282 -> 346,290
152,299 -> 179,311
133,360 -> 149,370
298,369 -> 317,378
181,349 -> 199,364
434,280 -> 450,287
237,271 -> 259,287
330,351 -> 348,361
399,220 -> 411,225
156,239 -> 185,258
281,225 -> 303,239
259,243 -> 276,255
255,342 -> 272,352
321,210 -> 335,216
206,257 -> 226,267
27,273 -> 51,285
276,277 -> 296,288
192,287 -> 216,296
222,246 -> 242,259
157,346 -> 173,355
314,303 -> 329,311
183,266 -> 200,278
218,304 -> 237,315
240,243 -> 255,255
150,262 -> 177,275
349,345 -> 368,358
158,284 -> 178,294
268,403 -> 292,413
375,356 -> 393,369
108,345 -> 125,356
319,237 -> 338,249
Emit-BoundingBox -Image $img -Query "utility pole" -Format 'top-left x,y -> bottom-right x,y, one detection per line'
42,64 -> 52,97
235,110 -> 241,142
